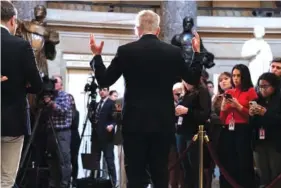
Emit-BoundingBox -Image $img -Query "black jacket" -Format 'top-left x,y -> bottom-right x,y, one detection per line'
250,91 -> 281,152
1,27 -> 42,136
177,86 -> 211,138
90,34 -> 203,133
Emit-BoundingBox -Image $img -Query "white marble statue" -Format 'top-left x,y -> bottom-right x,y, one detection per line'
241,25 -> 273,85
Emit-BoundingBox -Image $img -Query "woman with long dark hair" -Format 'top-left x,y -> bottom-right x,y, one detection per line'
219,64 -> 258,188
250,73 -> 281,188
175,78 -> 211,188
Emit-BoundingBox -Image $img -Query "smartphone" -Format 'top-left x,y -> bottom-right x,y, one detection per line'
224,93 -> 232,99
249,101 -> 257,106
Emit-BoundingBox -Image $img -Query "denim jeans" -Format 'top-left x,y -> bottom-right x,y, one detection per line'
175,134 -> 199,188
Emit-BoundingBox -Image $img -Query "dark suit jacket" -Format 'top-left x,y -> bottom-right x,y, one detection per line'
90,34 -> 203,133
92,98 -> 116,142
1,27 -> 42,136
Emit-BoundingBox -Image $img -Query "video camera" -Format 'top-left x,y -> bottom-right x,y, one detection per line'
84,75 -> 98,99
37,74 -> 57,101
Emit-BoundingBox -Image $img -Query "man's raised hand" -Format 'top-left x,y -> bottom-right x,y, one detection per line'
1,75 -> 8,82
192,31 -> 201,53
89,34 -> 104,55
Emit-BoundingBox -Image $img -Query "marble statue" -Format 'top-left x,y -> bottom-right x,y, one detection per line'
241,25 -> 273,85
16,5 -> 59,76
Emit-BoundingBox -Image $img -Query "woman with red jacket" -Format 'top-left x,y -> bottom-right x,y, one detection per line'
219,64 -> 258,188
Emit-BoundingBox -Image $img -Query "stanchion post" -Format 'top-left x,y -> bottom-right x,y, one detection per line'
198,125 -> 204,188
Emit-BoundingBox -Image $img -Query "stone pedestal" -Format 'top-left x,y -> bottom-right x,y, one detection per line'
161,1 -> 197,43
12,1 -> 46,20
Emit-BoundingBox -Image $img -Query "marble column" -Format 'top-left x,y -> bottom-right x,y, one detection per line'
12,0 -> 46,20
161,1 -> 197,43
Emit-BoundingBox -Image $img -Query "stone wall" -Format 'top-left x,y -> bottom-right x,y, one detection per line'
13,0 -> 46,20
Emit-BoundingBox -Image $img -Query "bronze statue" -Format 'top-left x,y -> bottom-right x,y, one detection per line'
171,17 -> 215,69
16,5 -> 59,76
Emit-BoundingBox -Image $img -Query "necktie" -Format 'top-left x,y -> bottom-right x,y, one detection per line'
95,100 -> 104,122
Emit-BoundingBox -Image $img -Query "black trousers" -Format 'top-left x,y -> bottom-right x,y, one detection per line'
70,130 -> 81,183
46,130 -> 72,188
91,138 -> 117,186
123,132 -> 172,188
218,124 -> 256,188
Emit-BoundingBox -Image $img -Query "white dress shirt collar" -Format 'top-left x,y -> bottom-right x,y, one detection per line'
0,24 -> 10,33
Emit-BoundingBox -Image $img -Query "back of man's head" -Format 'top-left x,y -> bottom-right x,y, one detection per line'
1,1 -> 17,35
135,10 -> 160,37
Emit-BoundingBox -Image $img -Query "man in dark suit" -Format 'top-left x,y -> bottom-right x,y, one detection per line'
91,87 -> 117,186
89,10 -> 202,188
1,1 -> 42,188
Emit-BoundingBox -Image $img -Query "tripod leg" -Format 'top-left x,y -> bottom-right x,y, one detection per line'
17,109 -> 43,187
48,117 -> 66,166
48,118 -> 72,188
19,109 -> 43,169
80,109 -> 89,140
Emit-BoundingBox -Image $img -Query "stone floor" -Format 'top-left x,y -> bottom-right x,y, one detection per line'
212,179 -> 220,188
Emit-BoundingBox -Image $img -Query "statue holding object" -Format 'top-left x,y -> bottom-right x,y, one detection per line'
16,5 -> 59,113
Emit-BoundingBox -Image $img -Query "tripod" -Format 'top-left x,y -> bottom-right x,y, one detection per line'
16,106 -> 64,188
81,94 -> 96,140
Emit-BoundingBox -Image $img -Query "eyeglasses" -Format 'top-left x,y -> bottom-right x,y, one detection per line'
258,85 -> 271,90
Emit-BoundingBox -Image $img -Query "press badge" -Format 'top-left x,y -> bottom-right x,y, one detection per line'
259,128 -> 265,140
177,116 -> 183,126
228,119 -> 235,131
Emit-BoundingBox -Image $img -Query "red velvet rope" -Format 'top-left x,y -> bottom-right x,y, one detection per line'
266,173 -> 281,188
205,142 -> 242,188
169,137 -> 281,188
168,140 -> 195,171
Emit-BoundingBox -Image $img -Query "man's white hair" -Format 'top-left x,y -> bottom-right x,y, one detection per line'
135,10 -> 160,33
173,82 -> 183,91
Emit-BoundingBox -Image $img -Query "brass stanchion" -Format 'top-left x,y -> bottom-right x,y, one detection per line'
198,125 -> 205,188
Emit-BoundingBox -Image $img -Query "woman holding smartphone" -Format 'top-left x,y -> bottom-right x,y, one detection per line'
219,64 -> 258,188
249,73 -> 281,188
210,72 -> 232,148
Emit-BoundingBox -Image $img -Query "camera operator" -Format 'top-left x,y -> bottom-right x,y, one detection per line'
1,1 -> 43,188
43,75 -> 72,188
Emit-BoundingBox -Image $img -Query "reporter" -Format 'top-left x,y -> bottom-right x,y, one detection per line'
175,79 -> 211,188
250,73 -> 281,188
89,10 -> 203,188
1,2 -> 42,188
209,72 -> 232,164
219,64 -> 258,188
